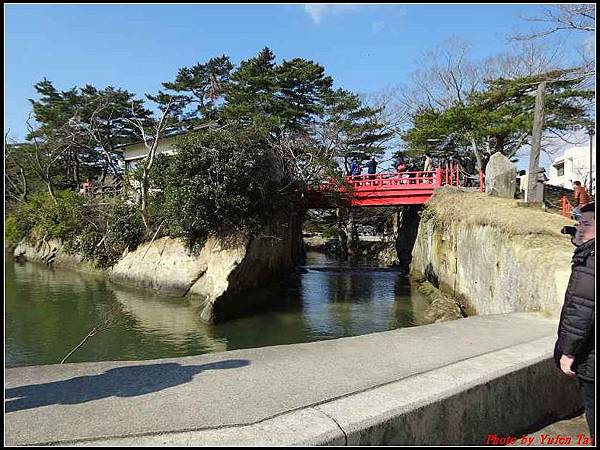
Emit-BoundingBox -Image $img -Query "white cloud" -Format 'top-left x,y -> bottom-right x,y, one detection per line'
303,4 -> 360,24
372,21 -> 384,33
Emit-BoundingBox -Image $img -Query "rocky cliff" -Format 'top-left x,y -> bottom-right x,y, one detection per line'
411,187 -> 574,319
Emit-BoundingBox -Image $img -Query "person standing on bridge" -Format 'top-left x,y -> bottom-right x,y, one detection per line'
350,158 -> 361,176
554,201 -> 595,442
423,153 -> 434,184
366,157 -> 378,180
395,153 -> 407,173
423,152 -> 433,172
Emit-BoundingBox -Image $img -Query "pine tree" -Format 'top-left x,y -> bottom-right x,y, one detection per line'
320,89 -> 393,173
403,68 -> 594,172
149,55 -> 234,127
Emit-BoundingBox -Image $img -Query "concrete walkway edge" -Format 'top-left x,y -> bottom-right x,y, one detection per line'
61,336 -> 582,446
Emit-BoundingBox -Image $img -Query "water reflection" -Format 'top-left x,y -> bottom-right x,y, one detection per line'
303,255 -> 409,337
5,252 -> 431,367
112,287 -> 227,353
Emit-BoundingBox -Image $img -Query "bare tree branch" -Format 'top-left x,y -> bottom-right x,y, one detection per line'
511,4 -> 595,41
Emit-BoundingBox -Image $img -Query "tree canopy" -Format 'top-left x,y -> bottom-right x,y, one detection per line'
402,68 -> 594,171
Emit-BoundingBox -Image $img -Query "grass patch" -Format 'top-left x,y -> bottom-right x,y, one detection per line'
424,187 -> 573,239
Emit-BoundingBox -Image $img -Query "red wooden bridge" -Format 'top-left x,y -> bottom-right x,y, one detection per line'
305,164 -> 484,208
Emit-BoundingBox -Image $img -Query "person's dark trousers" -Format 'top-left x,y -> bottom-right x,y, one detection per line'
579,379 -> 595,442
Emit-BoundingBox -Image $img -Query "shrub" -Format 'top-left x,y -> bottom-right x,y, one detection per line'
73,200 -> 144,268
158,127 -> 286,248
5,215 -> 25,246
8,192 -> 51,241
106,201 -> 144,252
6,191 -> 144,269
321,225 -> 341,239
49,190 -> 87,242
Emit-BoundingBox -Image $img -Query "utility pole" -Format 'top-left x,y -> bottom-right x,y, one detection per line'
526,82 -> 546,203
587,127 -> 595,194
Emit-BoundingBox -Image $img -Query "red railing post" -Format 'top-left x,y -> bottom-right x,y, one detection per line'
479,170 -> 485,192
455,163 -> 460,187
560,195 -> 572,218
445,165 -> 449,185
435,168 -> 442,186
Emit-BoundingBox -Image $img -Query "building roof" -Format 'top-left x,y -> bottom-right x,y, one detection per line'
113,128 -> 189,151
113,123 -> 221,151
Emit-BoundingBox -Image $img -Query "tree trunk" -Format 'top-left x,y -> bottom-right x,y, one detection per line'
495,136 -> 505,154
525,81 -> 546,203
65,150 -> 72,186
20,168 -> 28,202
470,137 -> 483,172
46,176 -> 57,204
74,152 -> 80,187
141,170 -> 148,209
336,207 -> 349,261
140,166 -> 150,229
101,148 -> 119,183
100,160 -> 108,184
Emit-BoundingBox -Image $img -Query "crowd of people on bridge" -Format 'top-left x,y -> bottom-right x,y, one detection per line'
347,152 -> 470,176
348,152 -> 436,178
346,151 -> 474,187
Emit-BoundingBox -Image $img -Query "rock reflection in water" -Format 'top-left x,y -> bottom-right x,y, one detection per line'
111,287 -> 227,353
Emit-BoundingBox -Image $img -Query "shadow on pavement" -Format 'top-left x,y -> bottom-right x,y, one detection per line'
5,359 -> 250,413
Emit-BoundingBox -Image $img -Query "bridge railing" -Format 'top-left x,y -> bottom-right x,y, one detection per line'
343,170 -> 441,189
314,163 -> 478,196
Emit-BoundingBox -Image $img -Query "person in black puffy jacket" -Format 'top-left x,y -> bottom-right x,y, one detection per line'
555,201 -> 595,441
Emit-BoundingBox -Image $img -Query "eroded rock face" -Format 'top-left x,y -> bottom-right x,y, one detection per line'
110,236 -> 228,296
485,152 -> 517,198
411,217 -> 572,319
13,239 -> 96,272
198,209 -> 304,322
110,209 -> 304,323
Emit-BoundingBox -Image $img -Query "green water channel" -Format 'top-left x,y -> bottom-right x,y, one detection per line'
5,252 -> 431,368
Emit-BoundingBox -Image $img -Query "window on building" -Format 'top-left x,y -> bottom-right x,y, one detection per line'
555,162 -> 564,177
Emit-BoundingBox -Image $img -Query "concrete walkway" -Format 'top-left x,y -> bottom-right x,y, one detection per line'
5,313 -> 583,446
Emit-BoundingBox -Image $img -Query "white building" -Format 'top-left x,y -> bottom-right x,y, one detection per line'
116,133 -> 182,174
547,145 -> 596,194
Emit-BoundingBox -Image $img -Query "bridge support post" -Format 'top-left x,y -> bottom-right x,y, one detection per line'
435,168 -> 442,187
395,205 -> 422,273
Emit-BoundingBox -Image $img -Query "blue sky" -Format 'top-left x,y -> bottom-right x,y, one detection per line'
4,4 -> 593,168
